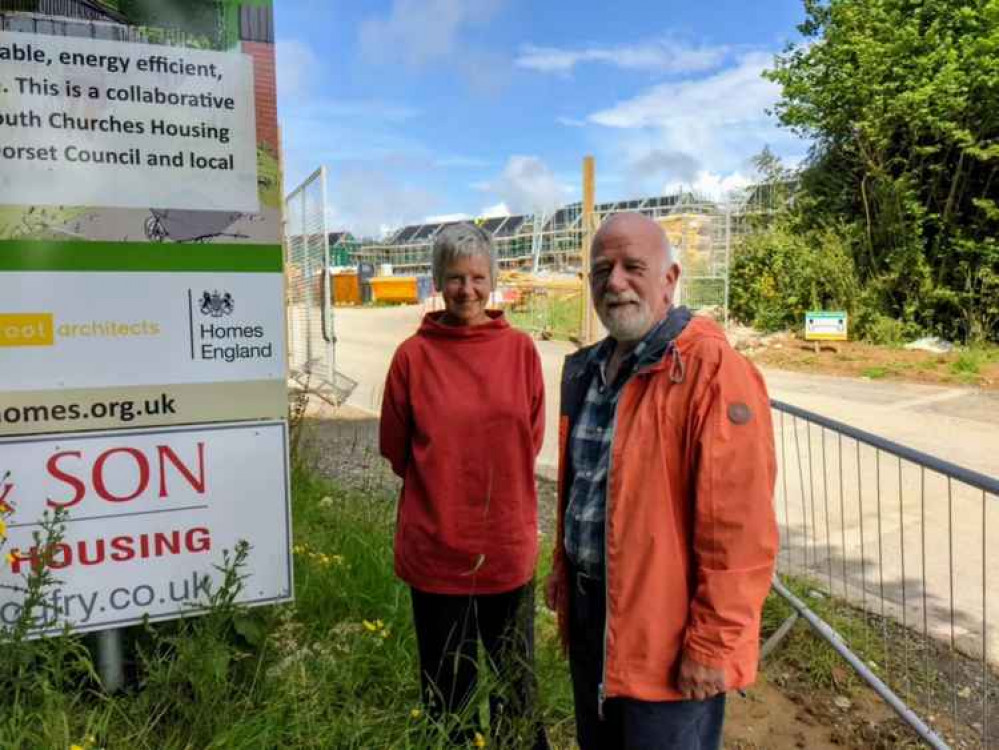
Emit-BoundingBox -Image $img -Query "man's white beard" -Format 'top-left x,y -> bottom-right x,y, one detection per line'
597,291 -> 653,342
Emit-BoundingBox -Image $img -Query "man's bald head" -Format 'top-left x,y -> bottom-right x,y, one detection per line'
593,212 -> 674,270
589,212 -> 681,344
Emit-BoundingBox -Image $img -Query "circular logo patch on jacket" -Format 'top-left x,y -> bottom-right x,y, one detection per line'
727,402 -> 753,425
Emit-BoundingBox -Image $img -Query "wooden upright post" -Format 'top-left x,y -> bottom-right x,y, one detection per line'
580,156 -> 599,344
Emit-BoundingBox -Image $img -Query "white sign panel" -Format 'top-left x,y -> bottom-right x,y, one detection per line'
0,421 -> 291,635
0,31 -> 258,211
0,272 -> 285,391
805,311 -> 849,341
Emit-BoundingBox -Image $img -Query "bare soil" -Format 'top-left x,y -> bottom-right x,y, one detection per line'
743,334 -> 999,390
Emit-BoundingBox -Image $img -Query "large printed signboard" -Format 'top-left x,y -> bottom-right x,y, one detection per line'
0,1 -> 290,633
0,422 -> 291,635
0,33 -> 259,211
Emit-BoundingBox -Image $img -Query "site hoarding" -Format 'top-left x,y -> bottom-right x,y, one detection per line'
0,421 -> 291,635
0,0 -> 291,633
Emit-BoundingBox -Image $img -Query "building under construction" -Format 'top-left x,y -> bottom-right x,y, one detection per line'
345,186 -> 781,313
354,192 -> 728,273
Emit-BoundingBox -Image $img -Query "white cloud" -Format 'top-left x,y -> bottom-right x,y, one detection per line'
425,212 -> 472,223
480,202 -> 511,217
557,116 -> 587,128
515,39 -> 728,75
275,36 -> 456,233
360,0 -> 503,67
628,150 -> 701,184
436,155 -> 491,169
327,166 -> 442,238
275,38 -> 319,102
662,170 -> 753,200
585,52 -> 801,183
694,171 -> 753,198
589,52 -> 778,130
480,156 -> 572,214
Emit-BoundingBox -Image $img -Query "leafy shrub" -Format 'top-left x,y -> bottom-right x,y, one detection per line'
730,224 -> 860,333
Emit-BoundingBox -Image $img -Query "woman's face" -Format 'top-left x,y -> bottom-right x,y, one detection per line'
441,254 -> 492,326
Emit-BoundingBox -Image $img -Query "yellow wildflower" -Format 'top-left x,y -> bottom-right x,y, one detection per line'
410,707 -> 422,719
362,619 -> 378,632
0,518 -> 6,536
70,745 -> 84,750
474,732 -> 487,748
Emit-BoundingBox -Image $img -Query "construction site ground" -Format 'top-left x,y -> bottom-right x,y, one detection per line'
740,332 -> 999,391
319,304 -> 999,748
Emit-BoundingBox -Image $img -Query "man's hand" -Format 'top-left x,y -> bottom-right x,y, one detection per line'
676,654 -> 726,701
544,572 -> 563,612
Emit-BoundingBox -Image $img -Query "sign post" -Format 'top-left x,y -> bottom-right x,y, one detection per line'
0,1 -> 289,688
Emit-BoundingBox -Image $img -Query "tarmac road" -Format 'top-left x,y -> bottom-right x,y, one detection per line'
331,304 -> 999,479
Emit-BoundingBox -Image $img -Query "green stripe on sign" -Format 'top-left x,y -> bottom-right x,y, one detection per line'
0,240 -> 283,272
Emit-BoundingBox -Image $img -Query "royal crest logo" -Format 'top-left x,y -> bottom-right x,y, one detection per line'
199,290 -> 234,318
0,469 -> 15,515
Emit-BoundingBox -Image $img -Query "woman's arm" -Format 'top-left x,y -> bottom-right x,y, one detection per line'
379,349 -> 412,478
529,345 -> 545,457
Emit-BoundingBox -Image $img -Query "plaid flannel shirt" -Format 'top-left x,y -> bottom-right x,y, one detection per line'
563,315 -> 677,578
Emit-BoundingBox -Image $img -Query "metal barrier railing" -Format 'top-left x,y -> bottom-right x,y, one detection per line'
771,399 -> 999,749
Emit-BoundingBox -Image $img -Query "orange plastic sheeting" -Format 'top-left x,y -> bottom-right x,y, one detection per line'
332,272 -> 360,305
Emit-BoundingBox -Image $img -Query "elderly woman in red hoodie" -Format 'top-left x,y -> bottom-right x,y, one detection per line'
380,222 -> 548,748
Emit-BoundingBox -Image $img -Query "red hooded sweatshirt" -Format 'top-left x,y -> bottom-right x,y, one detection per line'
379,310 -> 545,594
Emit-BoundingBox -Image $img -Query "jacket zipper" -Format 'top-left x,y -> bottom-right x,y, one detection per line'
598,359 -> 663,721
598,411 -> 613,721
598,382 -> 626,721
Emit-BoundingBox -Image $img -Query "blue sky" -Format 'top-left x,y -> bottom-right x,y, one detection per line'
274,0 -> 810,237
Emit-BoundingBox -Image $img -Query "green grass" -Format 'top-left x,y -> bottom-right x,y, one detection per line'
7,461 -> 955,748
0,468 -> 575,750
507,293 -> 582,341
861,366 -> 889,379
761,575 -> 947,713
257,147 -> 282,210
948,346 -> 999,376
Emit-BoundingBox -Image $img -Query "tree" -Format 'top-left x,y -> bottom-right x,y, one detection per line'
765,0 -> 999,342
117,0 -> 220,38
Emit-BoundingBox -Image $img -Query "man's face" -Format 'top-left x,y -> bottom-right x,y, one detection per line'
591,221 -> 679,342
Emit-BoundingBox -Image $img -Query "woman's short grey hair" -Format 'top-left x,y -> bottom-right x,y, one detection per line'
432,222 -> 498,291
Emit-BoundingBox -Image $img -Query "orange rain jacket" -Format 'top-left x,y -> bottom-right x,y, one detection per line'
551,314 -> 778,702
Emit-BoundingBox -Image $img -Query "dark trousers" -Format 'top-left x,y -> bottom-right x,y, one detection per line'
568,563 -> 726,750
410,583 -> 549,749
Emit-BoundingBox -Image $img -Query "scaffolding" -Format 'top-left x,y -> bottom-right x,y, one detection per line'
347,190 -> 745,321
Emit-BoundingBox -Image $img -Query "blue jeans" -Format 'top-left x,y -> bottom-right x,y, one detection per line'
567,563 -> 726,750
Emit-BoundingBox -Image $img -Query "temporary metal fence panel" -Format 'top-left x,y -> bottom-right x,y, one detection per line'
771,400 -> 998,748
285,167 -> 334,388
